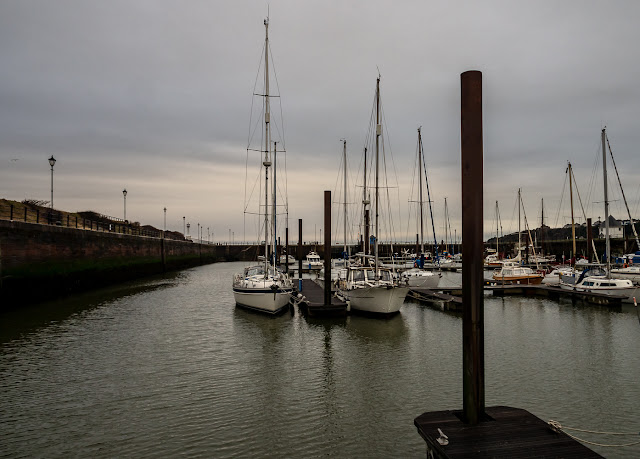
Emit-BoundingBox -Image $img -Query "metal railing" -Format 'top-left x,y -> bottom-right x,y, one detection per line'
0,202 -> 185,241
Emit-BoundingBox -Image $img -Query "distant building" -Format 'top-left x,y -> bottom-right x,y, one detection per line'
597,216 -> 623,239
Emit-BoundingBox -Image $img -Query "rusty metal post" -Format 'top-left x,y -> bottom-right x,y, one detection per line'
324,190 -> 331,305
298,218 -> 303,291
461,70 -> 485,425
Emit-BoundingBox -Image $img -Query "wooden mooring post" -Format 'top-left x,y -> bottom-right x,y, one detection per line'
414,70 -> 602,458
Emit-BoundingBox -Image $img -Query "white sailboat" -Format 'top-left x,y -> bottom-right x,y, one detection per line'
337,76 -> 408,315
232,17 -> 293,314
559,128 -> 640,303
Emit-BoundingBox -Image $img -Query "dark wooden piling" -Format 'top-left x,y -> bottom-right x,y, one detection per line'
324,190 -> 331,305
461,70 -> 485,425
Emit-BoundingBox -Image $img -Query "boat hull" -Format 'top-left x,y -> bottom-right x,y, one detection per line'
559,282 -> 640,303
233,287 -> 293,314
492,275 -> 543,285
341,286 -> 409,315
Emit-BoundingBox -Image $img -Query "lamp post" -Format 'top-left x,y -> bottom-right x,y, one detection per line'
48,156 -> 56,222
163,207 -> 167,239
183,216 -> 186,237
197,223 -> 200,244
207,227 -> 210,244
123,189 -> 127,221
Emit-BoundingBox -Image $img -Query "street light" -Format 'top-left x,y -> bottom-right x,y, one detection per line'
183,216 -> 186,237
48,155 -> 56,216
123,189 -> 127,221
163,207 -> 167,234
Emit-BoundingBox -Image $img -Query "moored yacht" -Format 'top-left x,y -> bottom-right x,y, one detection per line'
232,16 -> 293,315
337,265 -> 409,315
304,251 -> 323,270
233,265 -> 293,314
336,76 -> 408,315
492,261 -> 544,284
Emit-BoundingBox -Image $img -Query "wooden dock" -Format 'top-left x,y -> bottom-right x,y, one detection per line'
485,283 -> 625,306
293,279 -> 348,317
407,283 -> 625,310
414,406 -> 603,458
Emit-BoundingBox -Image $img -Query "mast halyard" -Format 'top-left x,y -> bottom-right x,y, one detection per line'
363,147 -> 369,255
374,76 -> 381,279
273,141 -> 277,266
444,197 -> 450,254
518,188 -> 521,258
540,198 -> 544,255
605,134 -> 640,251
568,161 -> 576,266
418,128 -> 425,254
343,139 -> 348,259
495,201 -> 499,255
602,127 -> 610,275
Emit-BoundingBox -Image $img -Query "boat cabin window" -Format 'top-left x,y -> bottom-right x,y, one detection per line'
246,267 -> 264,277
379,270 -> 392,282
352,270 -> 365,282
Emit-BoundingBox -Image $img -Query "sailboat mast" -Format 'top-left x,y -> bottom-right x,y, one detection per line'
262,18 -> 271,275
602,128 -> 610,273
540,198 -> 544,254
495,201 -> 499,254
518,189 -> 521,257
374,76 -> 381,277
418,128 -> 425,254
343,139 -> 348,258
568,162 -> 576,264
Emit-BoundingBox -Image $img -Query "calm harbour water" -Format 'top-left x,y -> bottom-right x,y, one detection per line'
1,261 -> 639,458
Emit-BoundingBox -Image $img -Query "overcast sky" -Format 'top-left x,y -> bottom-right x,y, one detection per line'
1,0 -> 639,243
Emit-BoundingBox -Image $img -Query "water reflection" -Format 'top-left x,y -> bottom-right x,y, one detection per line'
0,271 -> 185,345
343,313 -> 409,345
